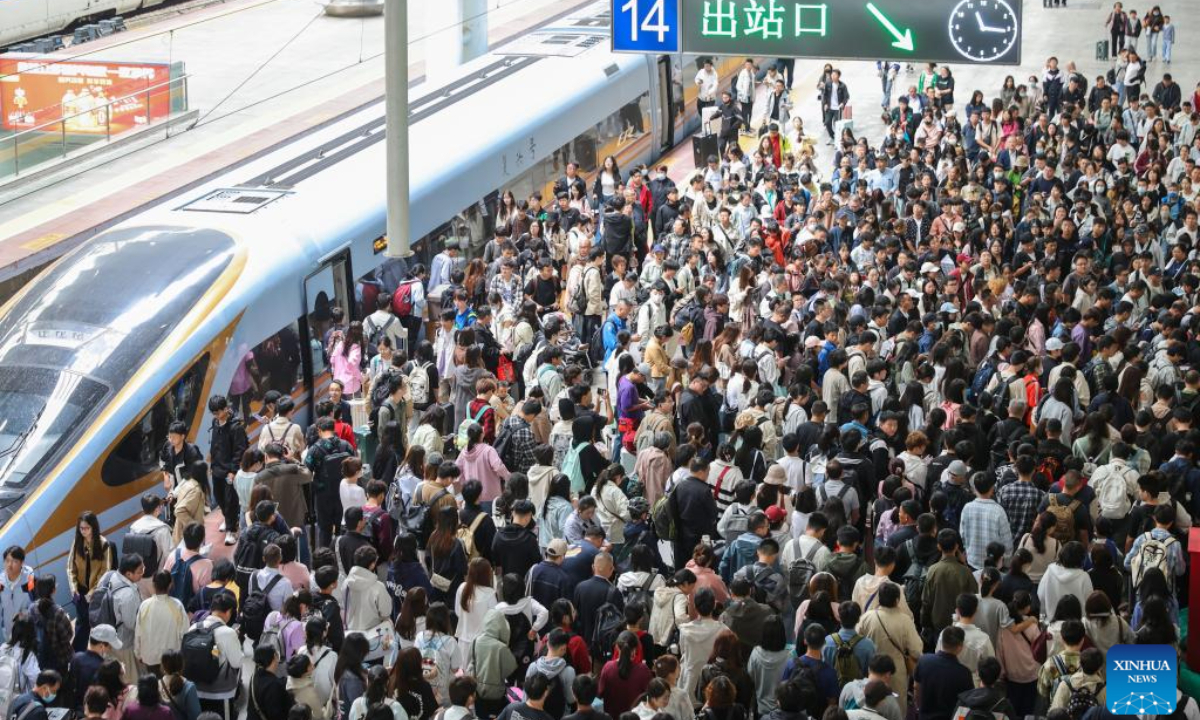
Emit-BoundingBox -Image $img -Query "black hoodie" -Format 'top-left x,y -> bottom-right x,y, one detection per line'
490,522 -> 541,580
955,686 -> 1015,720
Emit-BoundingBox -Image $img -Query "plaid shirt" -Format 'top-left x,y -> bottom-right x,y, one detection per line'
959,498 -> 1013,570
499,415 -> 537,474
663,232 -> 692,263
998,480 -> 1046,540
488,273 -> 523,308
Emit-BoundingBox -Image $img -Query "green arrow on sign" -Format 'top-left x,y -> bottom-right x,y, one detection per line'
865,2 -> 915,52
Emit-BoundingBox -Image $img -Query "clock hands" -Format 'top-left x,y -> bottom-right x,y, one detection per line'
974,10 -> 1008,33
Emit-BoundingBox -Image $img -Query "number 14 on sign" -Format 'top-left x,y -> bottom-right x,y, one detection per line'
622,0 -> 671,42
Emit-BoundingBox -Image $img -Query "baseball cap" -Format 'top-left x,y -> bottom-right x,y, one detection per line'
1148,266 -> 1163,276
920,262 -> 939,274
636,362 -> 652,377
652,244 -> 666,254
91,624 -> 123,650
948,460 -> 969,477
545,539 -> 568,559
939,302 -> 959,316
765,505 -> 787,524
805,336 -> 823,349
1046,338 -> 1064,352
952,221 -> 966,233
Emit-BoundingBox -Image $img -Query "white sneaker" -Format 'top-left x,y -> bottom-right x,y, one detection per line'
224,532 -> 237,546
219,521 -> 227,532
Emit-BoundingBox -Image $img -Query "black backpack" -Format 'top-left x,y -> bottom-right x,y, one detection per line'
122,532 -> 162,575
181,621 -> 221,684
902,538 -> 929,628
318,445 -> 353,495
168,549 -> 202,610
623,574 -> 657,613
400,486 -> 450,547
542,671 -> 569,719
591,602 -> 625,663
240,573 -> 284,642
506,610 -> 535,682
588,319 -> 616,367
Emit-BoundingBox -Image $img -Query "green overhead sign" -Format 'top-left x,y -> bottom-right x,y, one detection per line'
614,0 -> 1023,65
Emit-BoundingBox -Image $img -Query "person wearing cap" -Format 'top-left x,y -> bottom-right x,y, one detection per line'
528,539 -> 572,610
67,625 -> 120,710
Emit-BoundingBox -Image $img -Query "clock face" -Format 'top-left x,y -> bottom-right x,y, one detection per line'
948,0 -> 1019,62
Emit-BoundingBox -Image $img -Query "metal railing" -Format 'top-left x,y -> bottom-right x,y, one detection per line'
0,73 -> 190,180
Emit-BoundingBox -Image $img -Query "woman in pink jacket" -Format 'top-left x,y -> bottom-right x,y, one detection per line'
329,321 -> 365,395
455,423 -> 510,502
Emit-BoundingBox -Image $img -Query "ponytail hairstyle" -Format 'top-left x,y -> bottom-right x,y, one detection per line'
667,569 -> 697,588
615,631 -> 639,679
34,574 -> 56,620
979,567 -> 1001,598
364,665 -> 390,706
1008,548 -> 1033,577
304,616 -> 329,654
639,678 -> 671,708
1029,511 -> 1055,554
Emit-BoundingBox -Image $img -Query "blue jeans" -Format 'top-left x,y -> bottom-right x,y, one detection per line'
1147,31 -> 1159,58
1164,40 -> 1173,62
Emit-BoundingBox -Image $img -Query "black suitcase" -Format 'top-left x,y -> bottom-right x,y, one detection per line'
692,134 -> 719,168
439,401 -> 457,436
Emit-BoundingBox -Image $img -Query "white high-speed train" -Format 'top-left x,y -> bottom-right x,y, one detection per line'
0,1 -> 753,582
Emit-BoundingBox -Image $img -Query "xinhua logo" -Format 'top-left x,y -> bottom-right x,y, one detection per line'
1108,644 -> 1178,714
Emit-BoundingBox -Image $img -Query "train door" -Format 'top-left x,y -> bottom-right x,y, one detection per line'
300,249 -> 354,423
655,55 -> 676,151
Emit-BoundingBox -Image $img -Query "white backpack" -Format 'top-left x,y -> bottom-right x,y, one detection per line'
1131,532 -> 1178,587
1094,464 -> 1137,519
0,646 -> 24,720
407,362 -> 431,406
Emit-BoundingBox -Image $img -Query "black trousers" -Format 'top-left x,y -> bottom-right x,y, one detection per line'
213,471 -> 239,532
315,489 -> 343,549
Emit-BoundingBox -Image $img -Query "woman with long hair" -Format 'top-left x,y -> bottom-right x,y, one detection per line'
348,665 -> 405,720
297,617 -> 338,712
684,545 -> 729,607
392,445 -> 427,510
1015,512 -> 1061,583
330,321 -> 365,396
97,659 -> 133,720
795,588 -> 840,638
1132,567 -> 1179,632
388,648 -> 437,720
491,472 -> 529,530
333,633 -> 370,720
159,649 -> 201,720
631,678 -> 672,720
0,613 -> 38,695
995,591 -> 1040,718
695,630 -> 754,709
598,631 -> 653,716
697,675 -> 747,720
396,587 -> 427,649
747,616 -> 790,716
121,673 -> 175,720
453,559 -> 496,667
68,510 -> 116,650
1072,413 -> 1112,469
732,426 -> 767,484
648,569 -> 696,650
414,602 -> 460,707
540,475 -> 573,548
31,575 -> 72,673
424,507 -> 467,605
372,421 -> 402,487
1084,590 -> 1133,653
456,423 -> 510,504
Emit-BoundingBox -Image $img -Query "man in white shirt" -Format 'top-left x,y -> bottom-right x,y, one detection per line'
695,59 -> 718,115
934,594 -> 995,682
781,512 -> 832,572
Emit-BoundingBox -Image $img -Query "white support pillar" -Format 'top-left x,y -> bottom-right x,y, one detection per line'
385,0 -> 410,258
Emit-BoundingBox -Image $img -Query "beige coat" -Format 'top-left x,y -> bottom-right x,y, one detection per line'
172,479 -> 206,544
858,606 -> 922,716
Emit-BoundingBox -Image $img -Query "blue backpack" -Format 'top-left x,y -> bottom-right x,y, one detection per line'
968,358 -> 998,404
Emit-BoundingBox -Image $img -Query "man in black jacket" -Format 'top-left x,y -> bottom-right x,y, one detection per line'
303,418 -> 354,548
248,645 -> 289,720
820,68 -> 850,142
571,552 -> 623,655
208,395 -> 248,546
677,376 -> 716,449
492,500 -> 542,581
603,197 -> 634,264
668,457 -> 719,571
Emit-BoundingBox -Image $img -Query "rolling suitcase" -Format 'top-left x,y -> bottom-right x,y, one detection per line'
1096,40 -> 1110,61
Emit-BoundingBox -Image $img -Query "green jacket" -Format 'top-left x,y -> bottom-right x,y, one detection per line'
921,555 -> 979,634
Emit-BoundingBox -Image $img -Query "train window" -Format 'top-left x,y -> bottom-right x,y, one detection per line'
101,354 -> 210,487
304,256 -> 353,387
227,322 -> 305,422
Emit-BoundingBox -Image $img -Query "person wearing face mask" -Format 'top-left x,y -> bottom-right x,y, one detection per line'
10,670 -> 62,720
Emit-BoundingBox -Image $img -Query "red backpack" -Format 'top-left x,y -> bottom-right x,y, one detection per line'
392,280 -> 417,316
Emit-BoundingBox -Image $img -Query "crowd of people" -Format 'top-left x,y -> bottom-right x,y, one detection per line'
11,9 -> 1200,720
